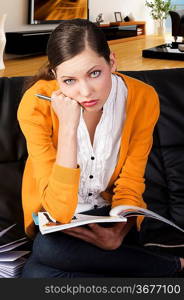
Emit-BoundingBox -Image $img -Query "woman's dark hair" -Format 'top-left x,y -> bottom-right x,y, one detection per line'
24,19 -> 110,91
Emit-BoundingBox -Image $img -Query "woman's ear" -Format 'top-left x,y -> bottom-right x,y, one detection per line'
109,52 -> 117,72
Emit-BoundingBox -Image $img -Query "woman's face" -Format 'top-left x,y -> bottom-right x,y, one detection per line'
55,47 -> 116,112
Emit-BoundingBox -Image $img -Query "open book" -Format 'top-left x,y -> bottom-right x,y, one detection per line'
37,205 -> 184,235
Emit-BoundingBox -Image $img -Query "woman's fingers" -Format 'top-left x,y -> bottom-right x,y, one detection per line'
63,226 -> 96,241
51,91 -> 77,104
51,89 -> 64,100
50,90 -> 81,130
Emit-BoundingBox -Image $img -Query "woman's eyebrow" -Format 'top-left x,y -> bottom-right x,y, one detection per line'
60,65 -> 101,78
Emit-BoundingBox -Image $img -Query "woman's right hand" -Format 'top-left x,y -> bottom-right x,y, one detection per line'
51,90 -> 81,132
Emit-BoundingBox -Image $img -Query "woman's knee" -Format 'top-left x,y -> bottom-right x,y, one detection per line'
31,231 -> 76,266
32,232 -> 58,261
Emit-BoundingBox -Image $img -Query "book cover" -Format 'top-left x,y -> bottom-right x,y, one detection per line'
38,212 -> 126,235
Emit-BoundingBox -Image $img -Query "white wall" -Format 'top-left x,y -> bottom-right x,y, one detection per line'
90,0 -> 145,22
0,0 -> 154,34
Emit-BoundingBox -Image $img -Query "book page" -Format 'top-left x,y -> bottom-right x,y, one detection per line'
0,251 -> 30,262
110,205 -> 184,233
0,224 -> 16,238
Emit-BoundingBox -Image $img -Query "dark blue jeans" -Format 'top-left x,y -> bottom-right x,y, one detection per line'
22,206 -> 181,278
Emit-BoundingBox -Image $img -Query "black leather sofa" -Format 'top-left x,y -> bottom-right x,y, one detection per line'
1,68 -> 184,263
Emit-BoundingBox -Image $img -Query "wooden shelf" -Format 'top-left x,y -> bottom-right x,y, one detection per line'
108,35 -> 145,45
99,21 -> 146,44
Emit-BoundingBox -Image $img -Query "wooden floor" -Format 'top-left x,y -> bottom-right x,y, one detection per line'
1,34 -> 184,77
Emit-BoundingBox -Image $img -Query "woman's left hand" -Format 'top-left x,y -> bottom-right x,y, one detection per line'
62,218 -> 136,250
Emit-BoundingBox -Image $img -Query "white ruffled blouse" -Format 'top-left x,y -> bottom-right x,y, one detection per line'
75,74 -> 127,213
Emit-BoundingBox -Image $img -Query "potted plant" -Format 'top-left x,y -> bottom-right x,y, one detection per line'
145,0 -> 175,35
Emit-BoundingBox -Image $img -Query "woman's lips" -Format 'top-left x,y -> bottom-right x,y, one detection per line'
81,100 -> 99,107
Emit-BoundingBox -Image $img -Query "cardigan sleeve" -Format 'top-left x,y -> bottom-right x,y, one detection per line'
111,85 -> 160,221
17,82 -> 80,224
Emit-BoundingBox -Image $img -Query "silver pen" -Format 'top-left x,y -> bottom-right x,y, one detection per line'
35,93 -> 52,101
35,93 -> 84,109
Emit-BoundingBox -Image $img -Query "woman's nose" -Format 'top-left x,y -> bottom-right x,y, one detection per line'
79,82 -> 93,97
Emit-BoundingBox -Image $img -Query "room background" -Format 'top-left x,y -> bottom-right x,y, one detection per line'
0,0 -> 155,34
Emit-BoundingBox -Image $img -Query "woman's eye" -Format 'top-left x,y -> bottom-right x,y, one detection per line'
90,70 -> 101,78
64,79 -> 75,85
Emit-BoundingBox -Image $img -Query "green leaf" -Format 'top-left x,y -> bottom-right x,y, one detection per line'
145,0 -> 176,20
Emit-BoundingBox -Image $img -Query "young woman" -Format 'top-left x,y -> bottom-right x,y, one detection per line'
17,19 -> 184,278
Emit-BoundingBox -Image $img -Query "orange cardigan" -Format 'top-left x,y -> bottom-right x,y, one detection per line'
17,72 -> 160,238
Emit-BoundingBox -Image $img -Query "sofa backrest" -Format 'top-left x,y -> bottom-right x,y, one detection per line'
0,77 -> 28,241
121,68 -> 184,254
0,69 -> 184,253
